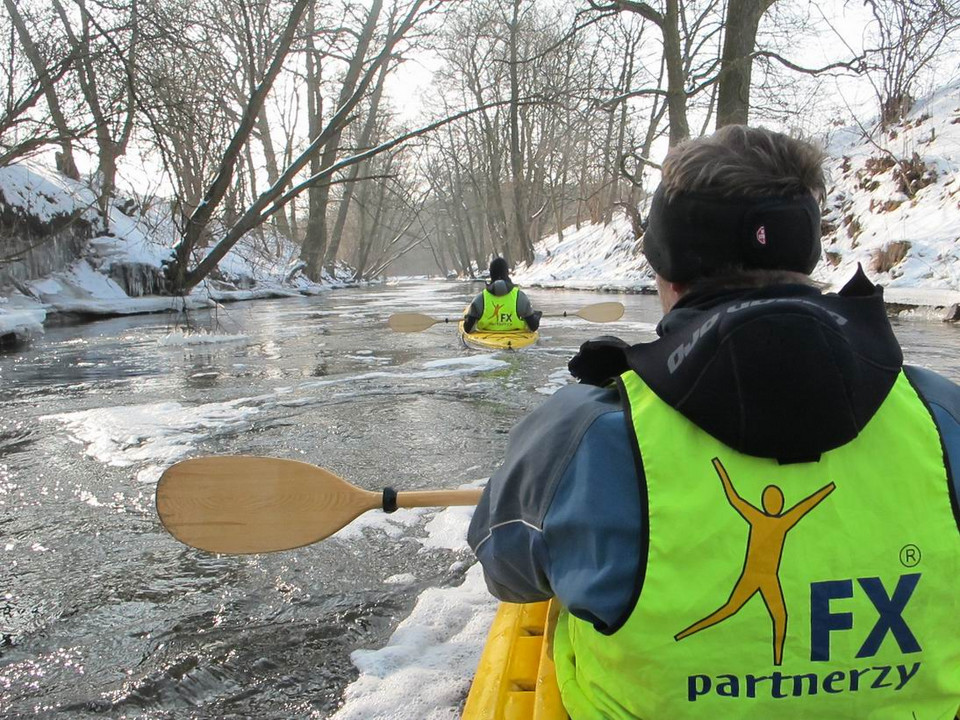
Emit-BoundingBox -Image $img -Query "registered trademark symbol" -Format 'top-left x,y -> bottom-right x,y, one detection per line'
899,544 -> 921,567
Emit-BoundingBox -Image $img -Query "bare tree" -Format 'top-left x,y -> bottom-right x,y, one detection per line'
3,0 -> 81,178
588,0 -> 710,145
163,0 -> 313,292
0,42 -> 85,167
321,53 -> 393,274
300,0 -> 384,281
715,0 -> 778,126
864,0 -> 960,125
165,0 -> 445,293
50,0 -> 141,227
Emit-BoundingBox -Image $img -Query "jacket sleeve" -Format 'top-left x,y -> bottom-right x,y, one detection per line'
463,295 -> 484,333
516,290 -> 541,331
904,365 -> 960,511
467,382 -> 644,631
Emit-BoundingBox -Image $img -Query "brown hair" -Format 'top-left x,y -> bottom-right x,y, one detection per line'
660,125 -> 826,202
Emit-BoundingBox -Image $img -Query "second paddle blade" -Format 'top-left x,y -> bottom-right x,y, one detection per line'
387,313 -> 441,332
156,456 -> 381,554
576,302 -> 624,322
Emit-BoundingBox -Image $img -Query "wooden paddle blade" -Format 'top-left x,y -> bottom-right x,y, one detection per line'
387,313 -> 444,332
574,302 -> 624,322
156,456 -> 381,554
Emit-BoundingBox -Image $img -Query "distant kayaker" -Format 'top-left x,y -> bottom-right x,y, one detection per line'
468,125 -> 960,719
462,257 -> 541,334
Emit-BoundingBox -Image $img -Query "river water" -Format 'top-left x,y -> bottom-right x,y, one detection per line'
0,280 -> 958,719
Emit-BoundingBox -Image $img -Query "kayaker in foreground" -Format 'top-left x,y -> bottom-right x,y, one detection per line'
468,125 -> 960,719
462,257 -> 541,334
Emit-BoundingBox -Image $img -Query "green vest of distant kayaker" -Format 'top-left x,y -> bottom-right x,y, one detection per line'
477,287 -> 526,332
553,369 -> 960,720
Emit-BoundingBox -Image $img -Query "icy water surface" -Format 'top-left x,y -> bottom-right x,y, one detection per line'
0,280 -> 958,719
0,281 -> 664,719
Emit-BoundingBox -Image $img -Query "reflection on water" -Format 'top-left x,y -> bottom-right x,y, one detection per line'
0,280 -> 957,718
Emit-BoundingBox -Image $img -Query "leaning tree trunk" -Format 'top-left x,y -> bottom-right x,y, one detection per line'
300,0 -> 383,281
715,0 -> 777,128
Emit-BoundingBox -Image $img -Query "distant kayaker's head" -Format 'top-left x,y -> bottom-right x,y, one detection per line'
643,126 -> 826,313
489,257 -> 510,282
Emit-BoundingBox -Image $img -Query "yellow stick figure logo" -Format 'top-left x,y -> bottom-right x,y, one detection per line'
674,458 -> 836,665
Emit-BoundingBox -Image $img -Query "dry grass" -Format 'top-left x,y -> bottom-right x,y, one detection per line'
871,241 -> 911,274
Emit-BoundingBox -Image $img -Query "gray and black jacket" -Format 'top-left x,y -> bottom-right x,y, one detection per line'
467,269 -> 960,632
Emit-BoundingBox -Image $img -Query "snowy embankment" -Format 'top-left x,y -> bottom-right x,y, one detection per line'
513,213 -> 646,292
515,82 -> 960,319
0,161 -> 342,345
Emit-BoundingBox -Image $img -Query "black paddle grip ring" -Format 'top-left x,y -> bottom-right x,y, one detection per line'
382,487 -> 398,513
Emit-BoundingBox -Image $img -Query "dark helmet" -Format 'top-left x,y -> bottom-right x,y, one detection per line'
489,257 -> 509,281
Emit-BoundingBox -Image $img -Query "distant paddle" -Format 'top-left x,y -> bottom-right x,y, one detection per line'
156,456 -> 483,554
387,301 -> 624,332
542,301 -> 624,323
387,313 -> 456,332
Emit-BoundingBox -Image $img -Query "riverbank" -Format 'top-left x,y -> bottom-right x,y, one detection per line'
0,279 -> 332,348
5,79 -> 960,347
4,252 -> 958,351
0,160 -> 357,347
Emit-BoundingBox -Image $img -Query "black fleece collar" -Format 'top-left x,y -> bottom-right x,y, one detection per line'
570,268 -> 903,462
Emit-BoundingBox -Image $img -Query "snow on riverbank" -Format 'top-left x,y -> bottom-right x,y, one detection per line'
328,495 -> 497,720
514,81 -> 960,317
331,563 -> 495,720
0,293 -> 46,344
0,160 -> 345,344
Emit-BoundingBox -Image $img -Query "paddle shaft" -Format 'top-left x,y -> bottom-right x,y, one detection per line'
388,301 -> 623,332
391,488 -> 484,509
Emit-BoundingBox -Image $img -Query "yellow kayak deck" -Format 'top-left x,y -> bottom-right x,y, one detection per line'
458,320 -> 538,351
463,601 -> 960,719
462,600 -> 567,720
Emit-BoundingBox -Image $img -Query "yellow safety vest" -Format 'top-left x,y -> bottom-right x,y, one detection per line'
477,287 -> 526,332
554,370 -> 960,720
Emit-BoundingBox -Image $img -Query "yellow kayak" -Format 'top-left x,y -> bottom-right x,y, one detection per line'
462,600 -> 567,720
457,318 -> 538,351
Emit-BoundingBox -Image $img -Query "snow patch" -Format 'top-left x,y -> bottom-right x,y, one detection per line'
331,564 -> 496,720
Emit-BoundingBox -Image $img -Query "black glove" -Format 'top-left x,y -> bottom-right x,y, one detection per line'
568,336 -> 631,386
525,310 -> 543,331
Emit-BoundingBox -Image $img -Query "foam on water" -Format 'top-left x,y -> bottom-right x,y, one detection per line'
158,331 -> 250,346
331,562 -> 496,719
42,399 -> 262,483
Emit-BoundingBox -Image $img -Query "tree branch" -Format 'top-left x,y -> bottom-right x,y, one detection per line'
752,49 -> 867,76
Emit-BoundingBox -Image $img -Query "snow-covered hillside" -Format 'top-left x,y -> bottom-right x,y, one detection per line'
513,212 -> 642,292
817,82 -> 960,306
516,81 -> 960,314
